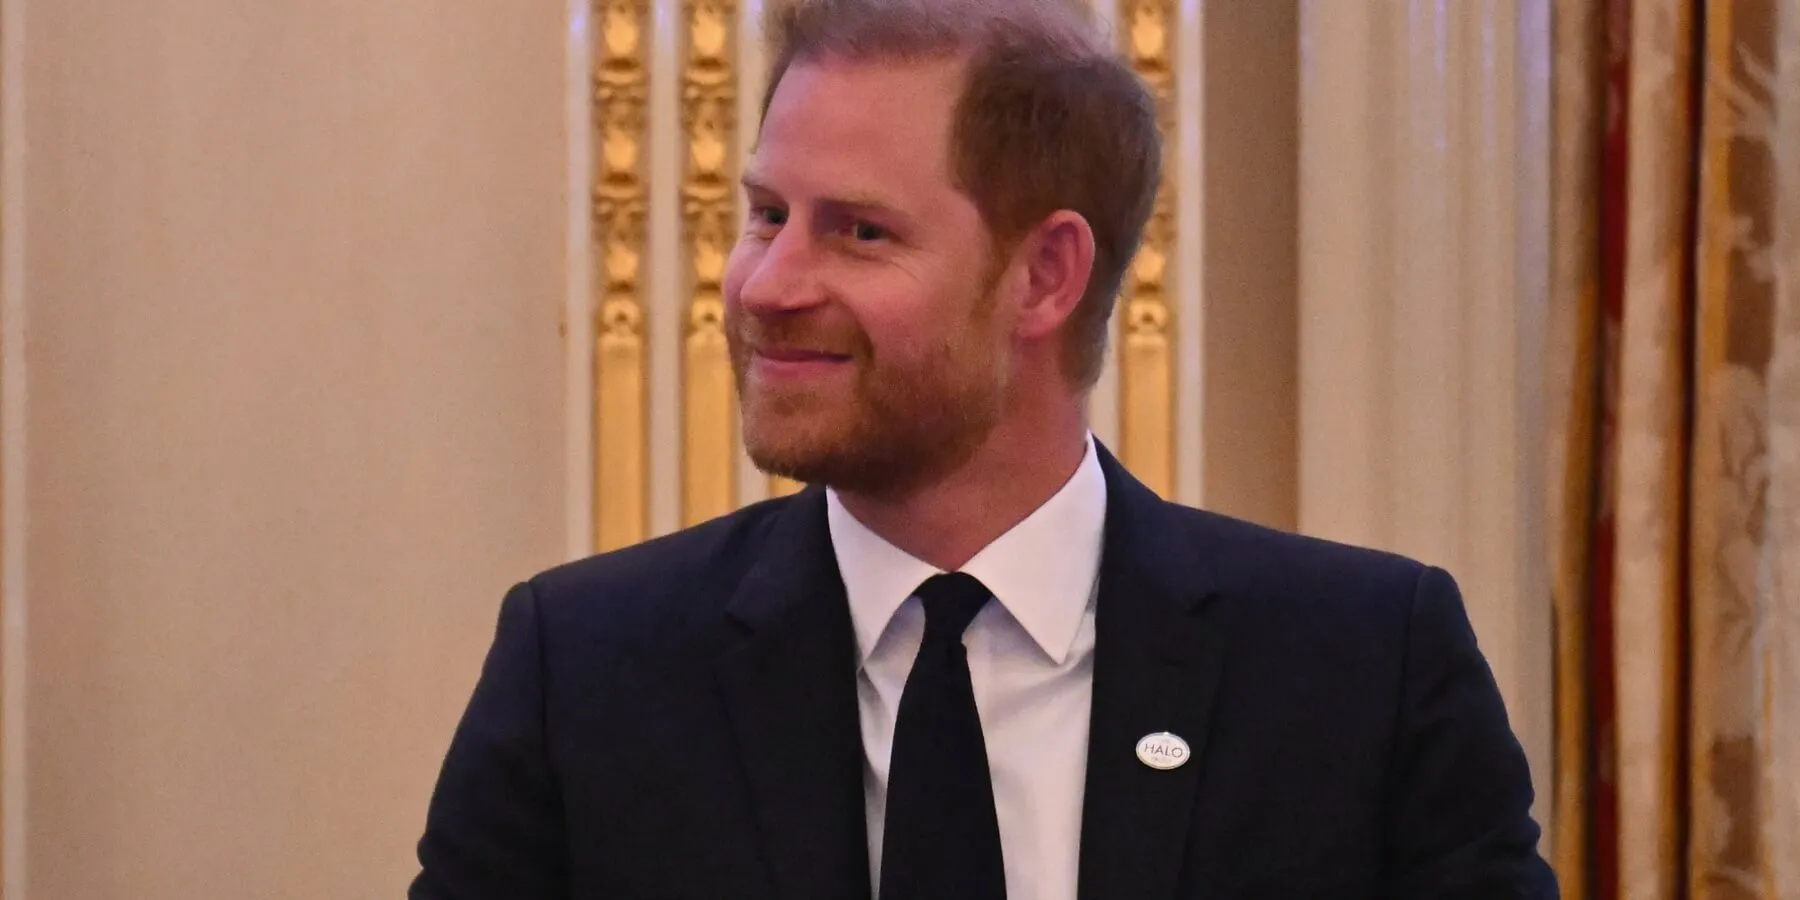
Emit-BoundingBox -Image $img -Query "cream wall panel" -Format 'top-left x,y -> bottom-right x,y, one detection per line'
1297,0 -> 1554,836
23,1 -> 568,896
566,0 -> 598,558
1297,0 -> 1387,546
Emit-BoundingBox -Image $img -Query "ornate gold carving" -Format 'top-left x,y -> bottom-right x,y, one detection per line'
682,0 -> 740,525
593,0 -> 651,551
1118,0 -> 1177,498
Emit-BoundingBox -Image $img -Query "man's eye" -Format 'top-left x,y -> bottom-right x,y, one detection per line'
849,222 -> 888,242
750,206 -> 786,227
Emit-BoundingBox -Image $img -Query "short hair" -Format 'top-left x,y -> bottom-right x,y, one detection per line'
758,0 -> 1163,389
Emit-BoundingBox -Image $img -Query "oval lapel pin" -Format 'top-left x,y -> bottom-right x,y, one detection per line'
1135,732 -> 1191,771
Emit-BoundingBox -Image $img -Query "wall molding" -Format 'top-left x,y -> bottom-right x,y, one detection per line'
678,0 -> 740,527
2,0 -> 25,886
1116,0 -> 1179,499
590,0 -> 652,553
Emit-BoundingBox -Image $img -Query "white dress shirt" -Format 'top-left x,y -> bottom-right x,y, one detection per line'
827,434 -> 1107,900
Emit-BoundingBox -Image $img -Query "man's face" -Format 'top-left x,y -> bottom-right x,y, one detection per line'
724,55 -> 1014,496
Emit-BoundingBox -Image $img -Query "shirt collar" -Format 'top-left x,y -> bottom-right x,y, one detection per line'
827,433 -> 1108,666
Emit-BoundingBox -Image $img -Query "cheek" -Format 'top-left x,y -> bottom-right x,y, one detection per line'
847,296 -> 938,364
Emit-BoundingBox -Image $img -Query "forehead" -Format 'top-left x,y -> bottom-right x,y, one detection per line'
750,55 -> 969,206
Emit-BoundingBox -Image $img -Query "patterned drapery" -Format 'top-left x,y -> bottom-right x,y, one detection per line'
1549,1 -> 1800,897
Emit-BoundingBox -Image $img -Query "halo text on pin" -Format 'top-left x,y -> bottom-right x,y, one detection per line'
1135,732 -> 1191,770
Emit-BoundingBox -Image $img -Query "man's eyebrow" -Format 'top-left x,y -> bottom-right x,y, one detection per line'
740,170 -> 777,195
740,172 -> 917,225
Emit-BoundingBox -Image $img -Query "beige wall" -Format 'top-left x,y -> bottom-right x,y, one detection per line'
1298,0 -> 1554,830
22,0 -> 569,896
1202,0 -> 1300,531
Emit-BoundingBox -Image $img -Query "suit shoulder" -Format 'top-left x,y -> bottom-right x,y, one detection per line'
1161,502 -> 1434,604
1156,503 -> 1448,670
524,494 -> 795,618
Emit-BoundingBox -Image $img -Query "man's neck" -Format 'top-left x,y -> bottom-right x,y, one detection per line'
834,406 -> 1090,572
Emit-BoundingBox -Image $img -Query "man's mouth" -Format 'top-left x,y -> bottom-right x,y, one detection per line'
750,346 -> 854,380
754,346 -> 853,363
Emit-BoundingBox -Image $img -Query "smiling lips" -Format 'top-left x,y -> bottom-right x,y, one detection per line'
751,346 -> 854,380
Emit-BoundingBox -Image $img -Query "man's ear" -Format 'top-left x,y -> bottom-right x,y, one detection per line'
1011,211 -> 1096,342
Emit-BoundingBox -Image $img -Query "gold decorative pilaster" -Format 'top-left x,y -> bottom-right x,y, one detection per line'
593,0 -> 651,551
681,0 -> 739,525
1118,0 -> 1177,498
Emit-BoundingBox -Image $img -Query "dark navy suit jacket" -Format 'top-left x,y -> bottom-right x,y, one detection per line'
411,445 -> 1558,899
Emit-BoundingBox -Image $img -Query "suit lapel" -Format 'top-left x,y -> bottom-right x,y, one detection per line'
714,489 -> 872,900
1078,447 -> 1225,900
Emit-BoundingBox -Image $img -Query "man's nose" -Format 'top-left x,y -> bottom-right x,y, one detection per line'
733,229 -> 827,315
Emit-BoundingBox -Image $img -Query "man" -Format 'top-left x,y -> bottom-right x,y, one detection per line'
411,0 -> 1558,896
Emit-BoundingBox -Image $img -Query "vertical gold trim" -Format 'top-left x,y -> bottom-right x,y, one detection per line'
681,0 -> 739,525
594,0 -> 651,551
1119,0 -> 1177,498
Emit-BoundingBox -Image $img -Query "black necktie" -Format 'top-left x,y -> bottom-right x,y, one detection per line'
879,572 -> 1007,900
